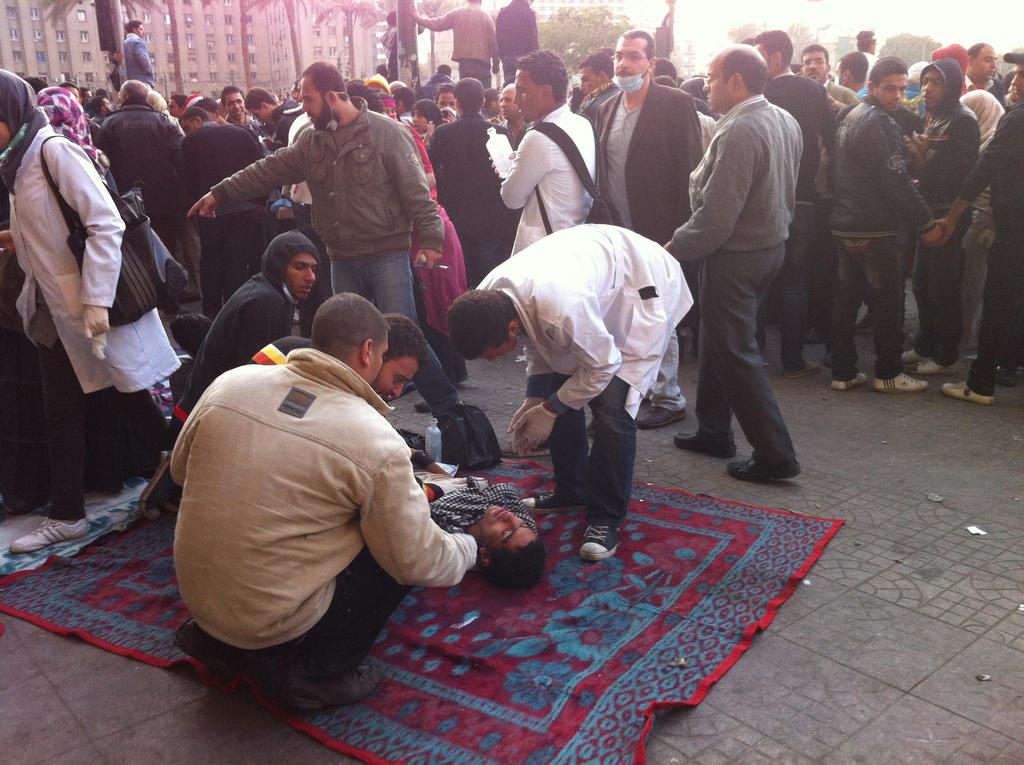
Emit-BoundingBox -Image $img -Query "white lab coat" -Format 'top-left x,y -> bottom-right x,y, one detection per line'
479,224 -> 692,416
9,126 -> 179,393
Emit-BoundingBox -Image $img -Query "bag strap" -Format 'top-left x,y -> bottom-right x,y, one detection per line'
535,187 -> 553,235
38,136 -> 87,249
530,121 -> 599,199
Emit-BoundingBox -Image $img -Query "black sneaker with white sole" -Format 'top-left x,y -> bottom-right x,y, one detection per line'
579,524 -> 619,562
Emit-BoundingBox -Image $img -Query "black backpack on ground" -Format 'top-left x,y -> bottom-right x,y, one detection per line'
438,403 -> 501,471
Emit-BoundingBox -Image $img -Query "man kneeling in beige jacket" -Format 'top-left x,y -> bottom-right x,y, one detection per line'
170,293 -> 478,710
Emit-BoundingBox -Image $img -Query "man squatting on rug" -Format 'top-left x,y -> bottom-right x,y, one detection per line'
448,224 -> 692,563
171,295 -> 544,710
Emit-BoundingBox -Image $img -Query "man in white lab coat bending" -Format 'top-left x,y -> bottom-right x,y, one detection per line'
448,225 -> 691,562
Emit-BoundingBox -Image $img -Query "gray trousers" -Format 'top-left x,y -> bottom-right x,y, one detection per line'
695,245 -> 797,467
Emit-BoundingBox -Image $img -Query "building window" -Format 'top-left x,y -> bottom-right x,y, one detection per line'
186,32 -> 194,44
242,14 -> 251,24
82,51 -> 91,62
59,51 -> 69,62
329,46 -> 337,57
248,52 -> 254,63
204,14 -> 213,25
164,12 -> 170,23
314,28 -> 320,37
189,72 -> 198,81
79,30 -> 88,42
36,50 -> 46,63
209,71 -> 218,82
33,29 -> 42,41
246,33 -> 253,44
143,11 -> 150,22
225,34 -> 235,43
30,7 -> 39,19
77,9 -> 86,21
208,53 -> 215,63
9,28 -> 18,41
145,33 -> 152,42
12,50 -> 22,62
85,71 -> 95,82
313,47 -> 322,57
224,0 -> 231,5
56,30 -> 66,41
187,54 -> 196,63
184,13 -> 192,24
6,6 -> 16,18
165,33 -> 171,44
223,14 -> 232,24
227,52 -> 236,63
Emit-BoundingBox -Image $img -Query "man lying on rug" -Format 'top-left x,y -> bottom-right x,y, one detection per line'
448,224 -> 692,563
170,294 -> 480,711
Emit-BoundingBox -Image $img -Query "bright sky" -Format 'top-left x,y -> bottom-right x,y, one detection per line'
620,0 -> 1020,69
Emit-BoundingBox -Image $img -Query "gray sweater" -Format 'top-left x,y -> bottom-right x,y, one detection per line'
669,96 -> 801,260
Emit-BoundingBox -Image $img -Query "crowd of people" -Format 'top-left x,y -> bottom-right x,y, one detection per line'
1,9 -> 1022,711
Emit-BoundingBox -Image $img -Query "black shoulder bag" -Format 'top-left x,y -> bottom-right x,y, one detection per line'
529,121 -> 621,234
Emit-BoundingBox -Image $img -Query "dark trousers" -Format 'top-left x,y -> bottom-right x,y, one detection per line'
808,197 -> 838,339
831,236 -> 904,381
695,246 -> 796,468
968,217 -> 1024,395
37,339 -> 85,522
254,547 -> 410,679
197,210 -> 263,319
457,58 -> 492,89
501,56 -> 521,87
458,231 -> 512,288
542,374 -> 636,528
912,216 -> 969,366
775,203 -> 815,371
150,215 -> 180,257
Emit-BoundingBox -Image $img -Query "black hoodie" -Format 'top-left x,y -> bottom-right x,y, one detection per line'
173,231 -> 320,424
919,58 -> 980,209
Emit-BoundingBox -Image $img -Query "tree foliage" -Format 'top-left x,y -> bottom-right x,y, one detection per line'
727,22 -> 760,44
880,33 -> 943,66
786,24 -> 816,59
538,7 -> 632,72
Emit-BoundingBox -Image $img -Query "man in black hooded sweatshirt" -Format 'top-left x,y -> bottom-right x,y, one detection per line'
168,230 -> 320,442
903,58 -> 980,376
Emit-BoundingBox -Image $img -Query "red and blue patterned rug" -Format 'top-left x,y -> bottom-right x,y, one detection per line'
0,462 -> 841,764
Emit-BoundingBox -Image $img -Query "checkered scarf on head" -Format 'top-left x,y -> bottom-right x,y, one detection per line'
429,483 -> 537,535
37,87 -> 99,163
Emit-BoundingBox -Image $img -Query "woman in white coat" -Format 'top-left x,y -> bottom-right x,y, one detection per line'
0,71 -> 179,554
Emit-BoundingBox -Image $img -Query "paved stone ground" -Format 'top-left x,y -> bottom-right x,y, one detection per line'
3,327 -> 1023,764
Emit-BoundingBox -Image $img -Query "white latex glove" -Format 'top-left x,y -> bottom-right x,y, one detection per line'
511,403 -> 558,455
508,396 -> 544,434
82,304 -> 110,339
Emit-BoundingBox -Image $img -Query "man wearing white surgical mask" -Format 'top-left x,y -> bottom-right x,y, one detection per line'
593,30 -> 704,430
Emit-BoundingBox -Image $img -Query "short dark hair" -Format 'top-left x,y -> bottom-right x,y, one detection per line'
454,77 -> 485,114
386,10 -> 397,25
437,64 -> 452,76
621,29 -> 655,61
25,76 -> 48,93
869,56 -> 909,86
311,294 -> 387,362
801,44 -> 829,64
124,20 -> 143,34
169,312 -> 212,359
59,80 -> 79,90
754,30 -> 794,67
180,105 -> 210,123
301,61 -> 347,95
383,313 -> 429,368
447,290 -> 518,359
169,93 -> 189,109
193,97 -> 220,116
967,42 -> 991,59
653,59 -> 677,80
244,87 -> 276,111
392,85 -> 416,112
435,82 -> 456,102
838,51 -> 870,83
721,47 -> 769,94
412,98 -> 443,126
483,87 -> 499,103
219,85 -> 243,105
479,538 -> 546,590
856,30 -> 875,51
345,81 -> 384,113
653,75 -> 677,88
518,50 -> 569,103
580,51 -> 613,79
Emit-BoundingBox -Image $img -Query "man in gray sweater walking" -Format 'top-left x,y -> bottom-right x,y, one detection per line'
667,45 -> 803,482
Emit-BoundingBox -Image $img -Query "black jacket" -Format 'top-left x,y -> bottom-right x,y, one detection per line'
764,74 -> 835,203
96,103 -> 185,217
958,103 -> 1024,223
829,98 -> 934,237
593,84 -> 704,244
919,58 -> 980,209
429,114 -> 520,241
176,231 -> 320,418
495,0 -> 538,58
181,122 -> 265,211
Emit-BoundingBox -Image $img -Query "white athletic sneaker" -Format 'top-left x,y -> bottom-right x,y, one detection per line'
910,359 -> 958,376
901,349 -> 926,364
9,518 -> 88,554
873,373 -> 928,393
941,382 -> 994,405
831,373 -> 867,391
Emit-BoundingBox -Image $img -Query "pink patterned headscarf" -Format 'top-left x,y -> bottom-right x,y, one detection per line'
37,87 -> 98,162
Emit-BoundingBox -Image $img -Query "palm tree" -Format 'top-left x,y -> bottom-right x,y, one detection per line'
416,0 -> 455,74
245,0 -> 310,81
318,0 -> 383,79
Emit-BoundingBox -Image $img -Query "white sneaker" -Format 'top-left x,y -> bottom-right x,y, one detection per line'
9,518 -> 88,554
873,373 -> 928,393
901,350 -> 927,364
831,373 -> 867,391
910,359 -> 958,376
941,382 -> 994,405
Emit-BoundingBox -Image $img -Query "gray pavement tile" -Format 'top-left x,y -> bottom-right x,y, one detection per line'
649,703 -> 814,765
822,694 -> 1019,764
36,745 -> 107,765
778,591 -> 976,690
697,632 -> 902,759
770,572 -> 849,630
0,674 -> 92,765
913,637 -> 1024,742
0,615 -> 43,693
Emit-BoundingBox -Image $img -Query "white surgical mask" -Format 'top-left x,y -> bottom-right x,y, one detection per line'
613,73 -> 646,94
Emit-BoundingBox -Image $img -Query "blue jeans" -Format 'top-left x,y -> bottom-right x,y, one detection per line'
536,374 -> 636,528
330,252 -> 459,416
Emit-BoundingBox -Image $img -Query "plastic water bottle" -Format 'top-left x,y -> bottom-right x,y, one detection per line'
425,418 -> 443,461
485,127 -> 515,178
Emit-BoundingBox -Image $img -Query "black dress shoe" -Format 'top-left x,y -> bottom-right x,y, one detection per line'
173,618 -> 246,679
523,491 -> 585,512
279,663 -> 383,710
673,432 -> 737,458
726,457 -> 801,482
